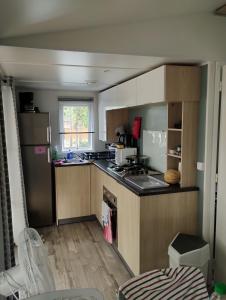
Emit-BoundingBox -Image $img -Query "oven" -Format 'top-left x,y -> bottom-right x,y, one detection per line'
103,186 -> 117,246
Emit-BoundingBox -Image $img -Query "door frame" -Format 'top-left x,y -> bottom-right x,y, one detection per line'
202,62 -> 226,262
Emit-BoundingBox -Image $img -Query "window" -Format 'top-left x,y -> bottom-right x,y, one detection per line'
59,100 -> 94,152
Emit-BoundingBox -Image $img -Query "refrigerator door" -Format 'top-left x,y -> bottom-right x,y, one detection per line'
21,145 -> 53,227
19,113 -> 50,145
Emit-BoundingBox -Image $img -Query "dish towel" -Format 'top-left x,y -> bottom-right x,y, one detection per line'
118,266 -> 209,300
102,201 -> 113,244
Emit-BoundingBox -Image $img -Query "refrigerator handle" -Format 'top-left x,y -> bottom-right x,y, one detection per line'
48,126 -> 52,144
47,147 -> 51,163
47,127 -> 50,143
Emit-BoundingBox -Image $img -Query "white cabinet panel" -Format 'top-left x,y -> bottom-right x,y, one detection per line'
116,78 -> 137,107
137,66 -> 165,105
98,88 -> 116,141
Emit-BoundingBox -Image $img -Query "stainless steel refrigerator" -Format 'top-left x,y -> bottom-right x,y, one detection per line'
19,113 -> 53,227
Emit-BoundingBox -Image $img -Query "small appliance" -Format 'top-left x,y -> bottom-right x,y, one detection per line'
80,151 -> 115,160
115,147 -> 137,166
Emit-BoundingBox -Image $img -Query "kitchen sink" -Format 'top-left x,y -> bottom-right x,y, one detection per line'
125,175 -> 169,190
60,158 -> 89,165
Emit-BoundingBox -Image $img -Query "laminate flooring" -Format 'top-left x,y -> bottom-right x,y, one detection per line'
38,221 -> 131,300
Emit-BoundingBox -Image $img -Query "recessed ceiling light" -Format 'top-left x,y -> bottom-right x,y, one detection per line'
85,80 -> 97,85
215,4 -> 226,16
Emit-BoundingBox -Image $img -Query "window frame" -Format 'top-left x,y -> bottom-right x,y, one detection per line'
59,100 -> 94,152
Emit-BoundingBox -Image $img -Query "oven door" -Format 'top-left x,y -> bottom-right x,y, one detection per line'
102,187 -> 117,246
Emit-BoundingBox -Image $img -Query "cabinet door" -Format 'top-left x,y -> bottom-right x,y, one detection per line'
137,66 -> 165,105
98,88 -> 118,141
98,92 -> 107,141
116,78 -> 137,107
117,186 -> 140,275
90,165 -> 97,215
91,165 -> 105,224
55,165 -> 90,222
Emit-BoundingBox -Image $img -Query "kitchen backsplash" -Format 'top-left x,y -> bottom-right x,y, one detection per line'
129,103 -> 167,171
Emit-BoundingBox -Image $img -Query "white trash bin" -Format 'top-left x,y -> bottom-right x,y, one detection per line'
168,233 -> 210,280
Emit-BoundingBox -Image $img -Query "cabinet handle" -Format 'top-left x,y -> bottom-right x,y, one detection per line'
47,127 -> 50,143
48,126 -> 52,144
47,148 -> 51,163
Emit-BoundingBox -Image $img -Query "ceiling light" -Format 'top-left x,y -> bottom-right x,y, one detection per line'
85,80 -> 97,85
215,4 -> 226,16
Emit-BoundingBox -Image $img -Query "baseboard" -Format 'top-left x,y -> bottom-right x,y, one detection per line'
58,215 -> 96,225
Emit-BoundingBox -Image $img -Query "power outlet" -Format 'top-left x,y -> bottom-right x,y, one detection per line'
197,162 -> 205,171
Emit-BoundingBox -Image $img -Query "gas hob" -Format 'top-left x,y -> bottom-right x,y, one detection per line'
107,164 -> 161,178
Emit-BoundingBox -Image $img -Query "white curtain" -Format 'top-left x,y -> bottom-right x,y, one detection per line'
1,84 -> 27,245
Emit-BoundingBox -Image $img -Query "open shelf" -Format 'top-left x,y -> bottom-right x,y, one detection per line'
168,153 -> 181,159
167,102 -> 198,187
168,128 -> 182,132
168,103 -> 182,128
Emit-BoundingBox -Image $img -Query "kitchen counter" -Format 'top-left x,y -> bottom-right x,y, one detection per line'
93,160 -> 198,196
54,159 -> 91,167
55,158 -> 198,275
54,158 -> 198,196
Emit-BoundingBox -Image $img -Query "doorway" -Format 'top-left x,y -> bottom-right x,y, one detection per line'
214,65 -> 226,281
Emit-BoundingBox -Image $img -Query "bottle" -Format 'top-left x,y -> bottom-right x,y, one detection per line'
211,283 -> 226,299
52,145 -> 59,160
66,149 -> 73,160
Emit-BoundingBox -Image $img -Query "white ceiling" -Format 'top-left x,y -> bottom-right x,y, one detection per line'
0,0 -> 225,39
0,46 -> 200,91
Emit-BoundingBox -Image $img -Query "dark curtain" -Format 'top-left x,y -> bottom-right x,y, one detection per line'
0,84 -> 15,271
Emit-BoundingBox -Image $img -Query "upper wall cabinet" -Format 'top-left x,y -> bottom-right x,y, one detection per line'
115,78 -> 137,107
98,65 -> 200,141
137,65 -> 201,105
98,87 -> 118,141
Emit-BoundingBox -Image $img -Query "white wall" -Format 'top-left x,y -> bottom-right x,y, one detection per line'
16,88 -> 105,154
1,14 -> 226,61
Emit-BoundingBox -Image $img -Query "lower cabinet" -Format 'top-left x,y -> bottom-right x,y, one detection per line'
91,165 -> 198,276
117,186 -> 140,275
139,192 -> 197,274
56,165 -> 197,275
91,165 -> 104,223
55,165 -> 91,224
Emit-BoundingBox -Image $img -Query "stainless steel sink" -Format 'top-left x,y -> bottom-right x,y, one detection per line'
61,158 -> 89,165
125,175 -> 169,190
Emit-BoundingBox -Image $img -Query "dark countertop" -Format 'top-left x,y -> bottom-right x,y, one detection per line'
54,160 -> 91,167
54,159 -> 198,196
93,160 -> 199,197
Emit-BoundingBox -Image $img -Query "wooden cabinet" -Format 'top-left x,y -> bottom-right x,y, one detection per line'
106,108 -> 129,143
117,186 -> 197,275
91,165 -> 104,223
55,165 -> 91,224
137,65 -> 200,105
139,192 -> 197,273
117,185 -> 140,275
91,165 -> 198,275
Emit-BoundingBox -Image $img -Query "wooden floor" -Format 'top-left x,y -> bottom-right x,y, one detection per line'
38,221 -> 131,300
